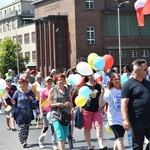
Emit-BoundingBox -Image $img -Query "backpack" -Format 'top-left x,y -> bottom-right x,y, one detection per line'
74,107 -> 84,129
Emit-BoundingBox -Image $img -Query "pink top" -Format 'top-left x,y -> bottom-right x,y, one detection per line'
40,88 -> 51,111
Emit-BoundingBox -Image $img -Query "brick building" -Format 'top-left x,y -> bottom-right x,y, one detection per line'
33,0 -> 150,76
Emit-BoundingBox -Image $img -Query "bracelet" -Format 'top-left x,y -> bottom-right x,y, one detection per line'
123,118 -> 128,121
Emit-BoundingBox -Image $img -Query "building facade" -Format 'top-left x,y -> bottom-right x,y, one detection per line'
33,0 -> 150,76
0,0 -> 36,71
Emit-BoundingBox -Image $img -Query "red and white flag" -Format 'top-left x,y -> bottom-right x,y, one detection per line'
134,0 -> 150,26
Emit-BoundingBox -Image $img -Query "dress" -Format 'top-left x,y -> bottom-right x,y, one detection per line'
12,90 -> 34,125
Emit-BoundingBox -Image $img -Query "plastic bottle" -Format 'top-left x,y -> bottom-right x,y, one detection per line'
127,129 -> 132,149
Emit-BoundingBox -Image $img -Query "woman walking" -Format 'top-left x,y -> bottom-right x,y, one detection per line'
82,75 -> 107,150
11,77 -> 36,148
48,74 -> 72,150
38,76 -> 57,149
103,73 -> 125,150
4,77 -> 17,130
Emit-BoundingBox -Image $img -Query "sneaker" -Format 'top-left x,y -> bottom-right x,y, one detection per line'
7,126 -> 11,130
12,128 -> 17,131
39,141 -> 45,149
23,142 -> 28,148
53,144 -> 58,150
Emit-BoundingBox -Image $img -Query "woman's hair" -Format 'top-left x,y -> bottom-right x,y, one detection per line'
66,67 -> 76,78
55,74 -> 66,82
107,73 -> 121,90
123,66 -> 131,73
18,77 -> 28,84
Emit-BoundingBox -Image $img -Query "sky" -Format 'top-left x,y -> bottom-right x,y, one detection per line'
0,0 -> 14,8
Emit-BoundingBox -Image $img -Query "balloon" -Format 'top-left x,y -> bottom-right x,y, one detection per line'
41,99 -> 50,107
93,71 -> 103,84
78,86 -> 91,99
75,95 -> 87,107
121,73 -> 128,84
0,79 -> 6,90
101,71 -> 105,78
72,74 -> 82,85
67,74 -> 76,86
76,62 -> 93,76
93,56 -> 105,70
103,54 -> 114,70
87,53 -> 99,70
46,112 -> 51,122
77,77 -> 85,89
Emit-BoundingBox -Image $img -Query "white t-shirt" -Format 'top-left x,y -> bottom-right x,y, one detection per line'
103,88 -> 123,126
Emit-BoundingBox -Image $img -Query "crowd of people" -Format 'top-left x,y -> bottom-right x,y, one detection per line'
0,58 -> 150,150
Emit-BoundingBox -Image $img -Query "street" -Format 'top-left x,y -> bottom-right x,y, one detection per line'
0,108 -> 134,150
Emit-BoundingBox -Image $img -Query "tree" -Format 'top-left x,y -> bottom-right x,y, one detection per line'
0,37 -> 29,77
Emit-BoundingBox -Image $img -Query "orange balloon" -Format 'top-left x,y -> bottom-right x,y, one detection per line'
103,54 -> 114,70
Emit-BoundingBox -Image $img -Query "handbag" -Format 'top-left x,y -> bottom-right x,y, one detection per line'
74,107 -> 84,129
52,87 -> 71,126
5,105 -> 12,112
30,100 -> 37,110
58,110 -> 71,126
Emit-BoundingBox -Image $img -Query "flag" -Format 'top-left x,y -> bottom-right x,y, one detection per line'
134,0 -> 150,26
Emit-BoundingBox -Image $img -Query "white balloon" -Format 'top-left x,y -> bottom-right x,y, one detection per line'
76,62 -> 93,76
0,79 -> 6,90
72,74 -> 82,85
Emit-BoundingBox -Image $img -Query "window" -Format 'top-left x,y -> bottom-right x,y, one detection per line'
17,35 -> 22,44
31,32 -> 35,43
18,5 -> 20,12
32,51 -> 36,62
108,50 -> 114,57
13,36 -> 16,41
141,50 -> 149,58
87,26 -> 95,44
86,0 -> 94,9
12,20 -> 16,29
24,33 -> 29,44
3,23 -> 7,32
130,50 -> 137,58
25,52 -> 30,61
107,16 -> 150,36
8,21 -> 11,30
122,50 -> 126,58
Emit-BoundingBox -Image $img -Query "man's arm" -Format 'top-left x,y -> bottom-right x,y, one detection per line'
121,98 -> 131,131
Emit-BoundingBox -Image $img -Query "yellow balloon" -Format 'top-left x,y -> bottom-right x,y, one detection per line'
41,99 -> 50,107
75,95 -> 87,107
87,53 -> 98,70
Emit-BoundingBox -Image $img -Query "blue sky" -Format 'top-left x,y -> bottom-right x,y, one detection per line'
0,0 -> 14,8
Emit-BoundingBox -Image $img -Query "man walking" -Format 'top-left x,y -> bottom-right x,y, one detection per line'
121,59 -> 150,149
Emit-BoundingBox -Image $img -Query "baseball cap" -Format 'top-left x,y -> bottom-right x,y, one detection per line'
51,69 -> 56,74
8,69 -> 12,72
45,76 -> 52,82
30,70 -> 37,74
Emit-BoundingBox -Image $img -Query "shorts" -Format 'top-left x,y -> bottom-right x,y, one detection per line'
82,109 -> 102,130
52,120 -> 69,141
110,125 -> 125,139
5,110 -> 12,118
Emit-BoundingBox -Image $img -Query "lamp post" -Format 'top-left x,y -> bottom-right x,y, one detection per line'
6,23 -> 19,75
115,0 -> 130,75
41,18 -> 56,69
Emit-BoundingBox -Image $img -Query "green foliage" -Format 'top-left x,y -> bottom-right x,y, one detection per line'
0,37 -> 29,77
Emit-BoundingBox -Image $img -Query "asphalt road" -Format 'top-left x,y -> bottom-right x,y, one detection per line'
0,108 -> 139,150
